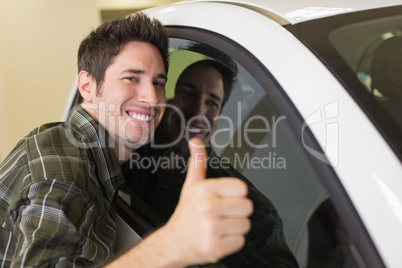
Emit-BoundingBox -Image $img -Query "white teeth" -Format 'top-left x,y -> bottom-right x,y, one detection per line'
188,128 -> 204,133
129,112 -> 152,122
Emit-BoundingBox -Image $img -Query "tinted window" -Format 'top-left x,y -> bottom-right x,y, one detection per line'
145,30 -> 378,267
287,6 -> 402,159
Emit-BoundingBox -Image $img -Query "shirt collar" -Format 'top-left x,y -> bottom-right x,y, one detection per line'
67,105 -> 125,202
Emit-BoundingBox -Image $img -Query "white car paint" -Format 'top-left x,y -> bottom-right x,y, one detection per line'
177,0 -> 402,24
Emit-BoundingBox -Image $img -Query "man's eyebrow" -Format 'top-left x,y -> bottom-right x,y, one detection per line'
123,69 -> 167,80
157,73 -> 168,81
209,92 -> 222,103
176,81 -> 197,90
176,82 -> 222,102
124,69 -> 144,75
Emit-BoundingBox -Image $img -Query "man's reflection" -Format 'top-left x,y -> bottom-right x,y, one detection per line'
123,59 -> 299,267
155,60 -> 232,156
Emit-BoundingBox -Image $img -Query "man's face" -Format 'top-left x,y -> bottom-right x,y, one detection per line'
86,41 -> 167,153
165,63 -> 224,155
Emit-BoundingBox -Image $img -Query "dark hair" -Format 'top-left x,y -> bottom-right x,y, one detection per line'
180,59 -> 237,108
184,42 -> 237,107
77,12 -> 169,103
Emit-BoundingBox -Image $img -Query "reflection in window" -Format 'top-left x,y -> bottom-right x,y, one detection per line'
287,8 -> 402,157
118,37 -> 364,267
329,15 -> 402,132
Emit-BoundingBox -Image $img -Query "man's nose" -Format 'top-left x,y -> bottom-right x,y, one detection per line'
188,97 -> 206,117
137,82 -> 158,106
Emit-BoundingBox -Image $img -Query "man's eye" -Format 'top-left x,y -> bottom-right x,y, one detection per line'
177,89 -> 192,97
154,81 -> 166,88
125,77 -> 138,82
208,101 -> 219,108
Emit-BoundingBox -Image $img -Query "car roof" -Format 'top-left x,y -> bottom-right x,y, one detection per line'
179,0 -> 402,25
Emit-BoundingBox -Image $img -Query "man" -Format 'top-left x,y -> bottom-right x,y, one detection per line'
0,13 -> 253,267
125,59 -> 299,267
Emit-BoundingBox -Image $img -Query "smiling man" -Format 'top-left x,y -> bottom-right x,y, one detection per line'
78,41 -> 167,161
0,13 -> 253,267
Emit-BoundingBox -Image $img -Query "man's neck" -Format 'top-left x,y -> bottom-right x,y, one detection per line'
112,141 -> 136,165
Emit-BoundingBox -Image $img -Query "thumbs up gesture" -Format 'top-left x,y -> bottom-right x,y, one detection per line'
163,138 -> 254,266
109,138 -> 253,268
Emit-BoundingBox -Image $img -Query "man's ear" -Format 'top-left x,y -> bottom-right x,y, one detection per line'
77,71 -> 95,103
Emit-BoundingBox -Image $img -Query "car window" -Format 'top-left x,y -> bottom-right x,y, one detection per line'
286,6 -> 402,159
149,31 -> 376,267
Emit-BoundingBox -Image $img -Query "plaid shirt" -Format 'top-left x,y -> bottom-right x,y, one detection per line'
0,107 -> 125,267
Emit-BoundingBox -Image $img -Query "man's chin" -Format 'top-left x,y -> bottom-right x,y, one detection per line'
124,134 -> 153,148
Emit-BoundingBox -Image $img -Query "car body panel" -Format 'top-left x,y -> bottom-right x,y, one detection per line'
144,2 -> 402,267
114,213 -> 142,256
174,0 -> 402,24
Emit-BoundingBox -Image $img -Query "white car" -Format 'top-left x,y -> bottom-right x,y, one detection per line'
66,0 -> 402,267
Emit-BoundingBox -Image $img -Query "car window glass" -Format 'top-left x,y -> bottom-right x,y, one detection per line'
156,37 -> 366,267
329,14 -> 402,135
287,7 -> 402,158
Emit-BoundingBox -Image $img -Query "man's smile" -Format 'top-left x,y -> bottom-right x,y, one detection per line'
187,121 -> 209,134
126,110 -> 154,122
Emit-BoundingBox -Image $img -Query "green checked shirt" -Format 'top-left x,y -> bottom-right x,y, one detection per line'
0,106 -> 125,267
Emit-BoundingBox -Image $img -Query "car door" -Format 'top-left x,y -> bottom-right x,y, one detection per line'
152,23 -> 381,266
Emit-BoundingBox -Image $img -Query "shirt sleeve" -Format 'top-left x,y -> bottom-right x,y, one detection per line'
10,179 -> 114,267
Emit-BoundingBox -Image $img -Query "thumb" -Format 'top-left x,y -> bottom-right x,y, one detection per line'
184,138 -> 207,185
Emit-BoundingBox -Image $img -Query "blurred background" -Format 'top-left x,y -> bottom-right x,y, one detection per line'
0,0 -> 179,161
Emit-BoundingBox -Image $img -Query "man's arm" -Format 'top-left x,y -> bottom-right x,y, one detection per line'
107,138 -> 253,267
9,179 -> 112,267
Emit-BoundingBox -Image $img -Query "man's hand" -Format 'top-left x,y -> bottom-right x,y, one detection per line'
162,138 -> 253,266
108,138 -> 253,267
